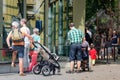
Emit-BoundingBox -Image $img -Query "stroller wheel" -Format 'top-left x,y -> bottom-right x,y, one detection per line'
42,65 -> 50,76
33,64 -> 42,75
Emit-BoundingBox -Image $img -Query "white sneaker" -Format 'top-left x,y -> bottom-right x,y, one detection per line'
51,53 -> 59,60
55,56 -> 59,60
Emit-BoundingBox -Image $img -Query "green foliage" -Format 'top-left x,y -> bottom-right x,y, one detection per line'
86,0 -> 116,21
100,17 -> 109,24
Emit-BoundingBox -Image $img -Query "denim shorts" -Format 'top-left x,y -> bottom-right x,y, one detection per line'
12,45 -> 24,58
69,43 -> 82,61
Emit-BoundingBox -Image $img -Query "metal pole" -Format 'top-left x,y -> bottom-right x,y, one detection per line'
119,0 -> 120,29
48,1 -> 52,51
22,0 -> 26,18
65,0 -> 69,56
114,45 -> 116,62
53,2 -> 56,47
53,2 -> 56,53
66,0 -> 69,32
106,47 -> 109,63
58,0 -> 63,55
44,0 -> 49,46
0,0 -> 3,61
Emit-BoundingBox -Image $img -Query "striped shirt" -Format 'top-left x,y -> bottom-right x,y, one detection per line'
67,27 -> 84,44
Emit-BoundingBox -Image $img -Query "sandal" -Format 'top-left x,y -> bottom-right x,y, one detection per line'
11,63 -> 16,67
19,73 -> 26,76
66,70 -> 74,73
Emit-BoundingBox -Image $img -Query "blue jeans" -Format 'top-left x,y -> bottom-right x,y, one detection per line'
69,43 -> 82,61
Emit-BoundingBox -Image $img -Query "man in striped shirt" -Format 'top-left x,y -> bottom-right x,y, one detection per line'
66,23 -> 84,73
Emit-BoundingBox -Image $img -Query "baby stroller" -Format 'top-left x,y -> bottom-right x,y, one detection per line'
73,49 -> 91,72
81,47 -> 91,71
32,42 -> 60,76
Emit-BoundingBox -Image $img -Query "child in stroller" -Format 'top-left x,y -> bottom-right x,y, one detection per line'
30,42 -> 60,76
74,38 -> 91,71
81,38 -> 90,71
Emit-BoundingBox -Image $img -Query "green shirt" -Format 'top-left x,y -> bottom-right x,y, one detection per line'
67,27 -> 84,44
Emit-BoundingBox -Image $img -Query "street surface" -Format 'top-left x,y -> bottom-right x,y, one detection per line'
0,63 -> 120,80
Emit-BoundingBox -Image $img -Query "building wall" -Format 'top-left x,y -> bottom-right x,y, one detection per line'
3,0 -> 45,41
2,0 -> 86,54
3,0 -> 19,27
0,0 -> 3,61
73,0 -> 86,33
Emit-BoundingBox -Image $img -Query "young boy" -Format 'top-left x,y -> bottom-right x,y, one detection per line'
81,38 -> 90,70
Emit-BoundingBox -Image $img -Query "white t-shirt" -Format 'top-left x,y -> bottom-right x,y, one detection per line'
21,26 -> 30,43
87,30 -> 92,38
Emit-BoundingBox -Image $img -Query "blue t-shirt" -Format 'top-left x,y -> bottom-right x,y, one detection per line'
111,34 -> 118,44
31,34 -> 40,43
31,34 -> 40,50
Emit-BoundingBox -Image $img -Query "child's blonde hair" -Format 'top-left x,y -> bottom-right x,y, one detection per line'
33,28 -> 39,34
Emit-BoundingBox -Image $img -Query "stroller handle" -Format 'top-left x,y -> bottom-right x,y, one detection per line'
33,41 -> 43,49
32,41 -> 56,59
32,41 -> 49,53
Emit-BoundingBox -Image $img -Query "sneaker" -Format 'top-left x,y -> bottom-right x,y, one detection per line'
66,70 -> 74,74
92,64 -> 95,66
55,56 -> 59,60
19,73 -> 26,76
76,70 -> 81,73
11,63 -> 16,67
82,68 -> 86,71
24,70 -> 30,73
51,53 -> 59,60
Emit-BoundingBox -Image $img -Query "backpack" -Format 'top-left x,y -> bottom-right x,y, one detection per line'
11,28 -> 24,42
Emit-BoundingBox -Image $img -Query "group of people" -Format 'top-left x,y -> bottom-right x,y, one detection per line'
66,23 -> 97,73
93,29 -> 119,60
6,19 -> 40,76
100,30 -> 119,59
66,22 -> 120,74
6,20 -> 98,76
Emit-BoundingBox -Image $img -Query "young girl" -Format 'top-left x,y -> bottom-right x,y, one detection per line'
89,44 -> 97,66
29,28 -> 40,72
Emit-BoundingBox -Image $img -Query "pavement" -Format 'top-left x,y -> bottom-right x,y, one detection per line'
0,57 -> 120,80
